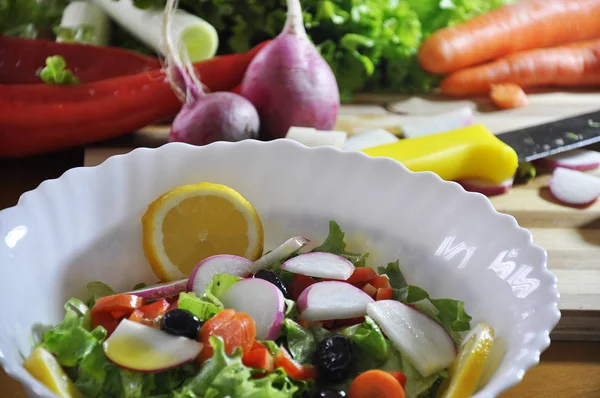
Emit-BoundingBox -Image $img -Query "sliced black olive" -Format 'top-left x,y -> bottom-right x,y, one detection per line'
314,334 -> 353,382
160,309 -> 202,340
253,269 -> 289,299
313,388 -> 346,397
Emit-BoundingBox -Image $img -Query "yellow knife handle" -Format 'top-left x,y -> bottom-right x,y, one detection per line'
360,124 -> 519,183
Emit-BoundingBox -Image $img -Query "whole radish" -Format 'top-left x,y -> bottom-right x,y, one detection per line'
163,0 -> 259,145
240,0 -> 340,140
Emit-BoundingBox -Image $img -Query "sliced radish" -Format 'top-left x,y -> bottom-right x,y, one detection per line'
457,177 -> 513,196
343,129 -> 399,151
122,279 -> 189,300
250,236 -> 310,273
535,149 -> 600,171
187,255 -> 253,295
103,319 -> 203,373
367,300 -> 456,377
286,127 -> 347,148
221,278 -> 285,340
401,107 -> 474,139
281,252 -> 355,280
297,281 -> 374,321
549,167 -> 600,205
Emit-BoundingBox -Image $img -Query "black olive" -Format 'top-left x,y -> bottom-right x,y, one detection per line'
314,334 -> 353,382
313,388 -> 346,398
253,269 -> 289,299
160,309 -> 202,340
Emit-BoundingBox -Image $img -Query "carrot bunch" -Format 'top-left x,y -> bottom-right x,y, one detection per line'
417,0 -> 600,109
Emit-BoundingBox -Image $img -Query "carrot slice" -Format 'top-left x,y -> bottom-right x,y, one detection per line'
243,348 -> 275,373
197,309 -> 256,363
489,84 -> 529,110
371,275 -> 391,289
388,371 -> 407,389
376,288 -> 393,301
348,369 -> 406,398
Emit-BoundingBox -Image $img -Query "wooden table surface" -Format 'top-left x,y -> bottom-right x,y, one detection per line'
1,145 -> 599,397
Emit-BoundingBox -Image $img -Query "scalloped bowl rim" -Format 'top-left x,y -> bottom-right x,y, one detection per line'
0,139 -> 561,398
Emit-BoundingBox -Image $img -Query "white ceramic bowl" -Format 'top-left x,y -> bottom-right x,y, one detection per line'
0,140 -> 560,398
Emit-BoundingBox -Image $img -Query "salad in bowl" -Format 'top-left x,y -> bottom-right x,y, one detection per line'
23,182 -> 490,398
0,140 -> 560,398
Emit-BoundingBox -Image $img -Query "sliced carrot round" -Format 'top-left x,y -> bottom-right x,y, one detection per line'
348,369 -> 405,398
197,309 -> 256,363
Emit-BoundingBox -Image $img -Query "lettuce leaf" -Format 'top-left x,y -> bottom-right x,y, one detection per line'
311,221 -> 369,267
378,260 -> 472,344
206,273 -> 243,301
340,316 -> 388,362
281,319 -> 317,364
178,292 -> 222,322
176,336 -> 302,397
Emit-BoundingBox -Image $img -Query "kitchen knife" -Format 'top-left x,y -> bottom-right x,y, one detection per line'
361,109 -> 600,183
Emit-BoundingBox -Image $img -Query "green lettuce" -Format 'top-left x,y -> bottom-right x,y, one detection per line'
281,319 -> 316,364
178,292 -> 222,322
311,221 -> 369,267
206,273 -> 243,302
175,336 -> 302,398
85,281 -> 116,307
378,260 -> 472,344
341,316 -> 388,362
0,0 -> 68,39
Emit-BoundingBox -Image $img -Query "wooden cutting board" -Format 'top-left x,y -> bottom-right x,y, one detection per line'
83,91 -> 600,341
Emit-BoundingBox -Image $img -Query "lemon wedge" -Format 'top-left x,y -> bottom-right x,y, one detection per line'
23,347 -> 83,398
142,182 -> 264,281
438,322 -> 495,398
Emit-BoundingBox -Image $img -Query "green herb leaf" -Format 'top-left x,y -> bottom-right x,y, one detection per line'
312,221 -> 370,266
85,281 -> 115,307
39,55 -> 80,85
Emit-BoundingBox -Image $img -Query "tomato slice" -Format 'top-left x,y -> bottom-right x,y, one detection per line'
197,309 -> 256,363
275,347 -> 317,380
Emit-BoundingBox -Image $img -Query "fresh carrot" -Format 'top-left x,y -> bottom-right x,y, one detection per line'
345,267 -> 378,285
197,309 -> 256,364
242,348 -> 275,373
371,275 -> 391,289
361,283 -> 378,298
489,84 -> 529,110
275,347 -> 318,380
440,41 -> 600,96
0,35 -> 161,84
387,371 -> 407,389
348,369 -> 405,398
418,0 -> 600,75
0,41 -> 270,158
376,287 -> 393,301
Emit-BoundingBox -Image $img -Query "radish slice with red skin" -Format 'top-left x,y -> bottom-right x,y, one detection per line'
457,177 -> 513,196
221,278 -> 285,340
104,319 -> 203,373
122,279 -> 189,300
297,281 -> 374,321
281,252 -> 355,280
250,236 -> 310,273
187,255 -> 253,295
401,107 -> 474,139
535,149 -> 600,171
367,300 -> 456,377
549,167 -> 600,205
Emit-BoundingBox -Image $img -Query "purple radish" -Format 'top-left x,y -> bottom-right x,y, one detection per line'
250,236 -> 310,273
548,167 -> 600,205
221,278 -> 285,339
104,319 -> 203,373
122,279 -> 189,300
297,281 -> 374,321
457,177 -> 513,197
281,252 -> 355,280
187,255 -> 254,295
162,0 -> 260,146
535,149 -> 600,171
240,0 -> 340,140
367,300 -> 456,377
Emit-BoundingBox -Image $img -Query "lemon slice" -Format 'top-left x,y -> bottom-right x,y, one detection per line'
23,347 -> 82,398
438,322 -> 495,398
142,182 -> 264,281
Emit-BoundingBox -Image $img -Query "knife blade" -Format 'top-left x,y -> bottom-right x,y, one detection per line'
361,109 -> 600,183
